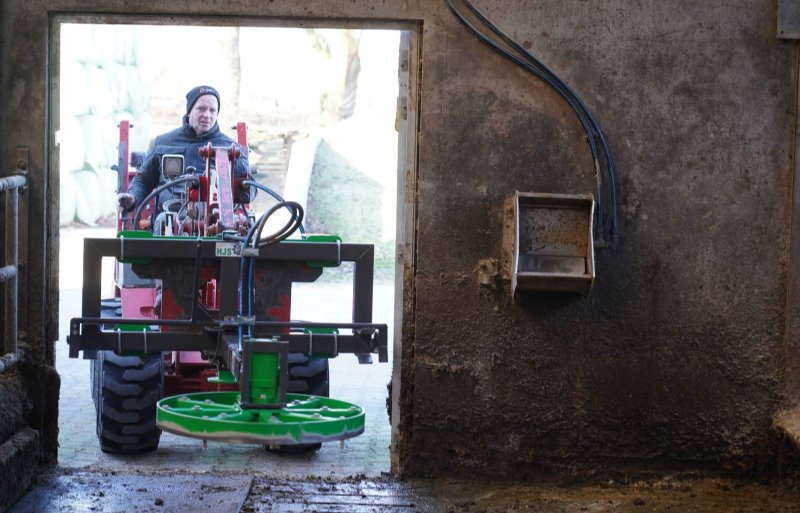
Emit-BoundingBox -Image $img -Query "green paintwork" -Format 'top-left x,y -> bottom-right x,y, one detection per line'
156,392 -> 365,445
110,323 -> 149,357
118,231 -> 342,268
116,230 -> 155,264
208,369 -> 236,384
302,234 -> 343,268
249,352 -> 279,405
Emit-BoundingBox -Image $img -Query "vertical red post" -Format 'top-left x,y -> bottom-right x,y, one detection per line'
116,120 -> 131,233
118,120 -> 130,193
216,147 -> 235,229
235,122 -> 247,147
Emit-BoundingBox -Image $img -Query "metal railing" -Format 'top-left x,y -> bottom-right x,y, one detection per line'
0,173 -> 27,373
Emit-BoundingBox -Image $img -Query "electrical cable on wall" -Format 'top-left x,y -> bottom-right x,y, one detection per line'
446,0 -> 619,246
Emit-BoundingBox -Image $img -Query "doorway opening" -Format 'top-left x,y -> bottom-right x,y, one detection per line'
54,19 -> 412,476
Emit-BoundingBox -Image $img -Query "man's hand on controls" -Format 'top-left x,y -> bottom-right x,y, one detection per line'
117,192 -> 136,212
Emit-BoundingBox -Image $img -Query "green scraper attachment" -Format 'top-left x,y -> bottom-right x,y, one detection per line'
156,336 -> 366,445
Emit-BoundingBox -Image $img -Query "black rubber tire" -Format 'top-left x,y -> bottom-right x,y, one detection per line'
91,298 -> 123,406
287,353 -> 330,397
91,350 -> 164,454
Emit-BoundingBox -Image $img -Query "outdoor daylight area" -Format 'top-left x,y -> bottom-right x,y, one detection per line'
57,23 -> 401,476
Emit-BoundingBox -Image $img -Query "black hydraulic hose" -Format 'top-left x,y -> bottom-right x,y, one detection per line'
445,5 -> 604,178
594,130 -> 619,242
253,201 -> 304,248
446,0 -> 619,243
243,180 -> 284,203
459,0 -> 618,241
238,200 -> 304,320
445,0 -> 605,238
132,175 -> 199,229
242,180 -> 306,234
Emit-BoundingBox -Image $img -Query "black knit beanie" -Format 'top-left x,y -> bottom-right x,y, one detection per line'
185,85 -> 221,115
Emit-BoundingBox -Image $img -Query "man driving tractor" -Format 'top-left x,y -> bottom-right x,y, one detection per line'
70,83 -> 387,455
117,85 -> 250,214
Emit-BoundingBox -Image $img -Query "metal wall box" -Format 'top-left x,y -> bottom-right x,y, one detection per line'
512,192 -> 595,296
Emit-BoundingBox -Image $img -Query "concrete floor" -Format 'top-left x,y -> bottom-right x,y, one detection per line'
56,227 -> 393,477
10,469 -> 800,512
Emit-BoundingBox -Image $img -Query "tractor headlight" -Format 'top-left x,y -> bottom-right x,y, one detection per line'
161,154 -> 185,179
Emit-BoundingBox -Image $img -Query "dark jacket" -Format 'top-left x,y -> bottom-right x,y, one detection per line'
127,116 -> 249,207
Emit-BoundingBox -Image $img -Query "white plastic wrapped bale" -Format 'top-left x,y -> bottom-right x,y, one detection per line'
77,113 -> 111,169
58,116 -> 86,172
95,115 -> 120,170
60,60 -> 91,118
72,168 -> 101,226
111,111 -> 150,153
59,171 -> 78,226
126,65 -> 148,114
132,118 -> 153,153
113,27 -> 128,65
128,27 -> 141,66
87,64 -> 114,117
111,63 -> 129,113
91,25 -> 116,70
61,23 -> 94,66
96,166 -> 120,218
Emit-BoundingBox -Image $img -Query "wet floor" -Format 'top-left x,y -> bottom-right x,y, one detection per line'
9,469 -> 800,513
242,475 -> 800,513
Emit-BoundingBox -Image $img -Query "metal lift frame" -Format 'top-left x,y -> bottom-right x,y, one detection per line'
68,236 -> 388,407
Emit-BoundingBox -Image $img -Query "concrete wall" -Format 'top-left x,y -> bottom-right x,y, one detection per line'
0,0 -> 798,495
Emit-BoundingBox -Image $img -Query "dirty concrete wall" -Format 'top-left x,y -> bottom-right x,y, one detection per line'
412,1 -> 800,477
0,0 -> 798,492
0,0 -> 61,508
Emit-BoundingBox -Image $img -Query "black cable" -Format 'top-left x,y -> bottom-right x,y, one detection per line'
445,0 -> 605,236
243,179 -> 285,204
446,0 -> 619,243
446,0 -> 605,239
237,200 -> 304,331
132,175 -> 199,230
460,0 -> 618,241
253,201 -> 304,248
242,180 -> 306,234
456,0 -> 614,239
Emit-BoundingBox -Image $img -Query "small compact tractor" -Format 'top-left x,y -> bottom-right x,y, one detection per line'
67,121 -> 387,453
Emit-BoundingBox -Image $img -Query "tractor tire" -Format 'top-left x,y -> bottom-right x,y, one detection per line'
91,298 -> 123,406
287,353 -> 330,397
265,354 -> 329,453
91,350 -> 164,454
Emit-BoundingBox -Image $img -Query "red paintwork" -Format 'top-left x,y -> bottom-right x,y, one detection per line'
120,287 -> 157,319
116,121 -> 130,234
116,120 -> 258,398
269,293 -> 292,324
216,146 -> 235,229
206,279 -> 219,310
158,290 -> 184,325
236,122 -> 247,147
